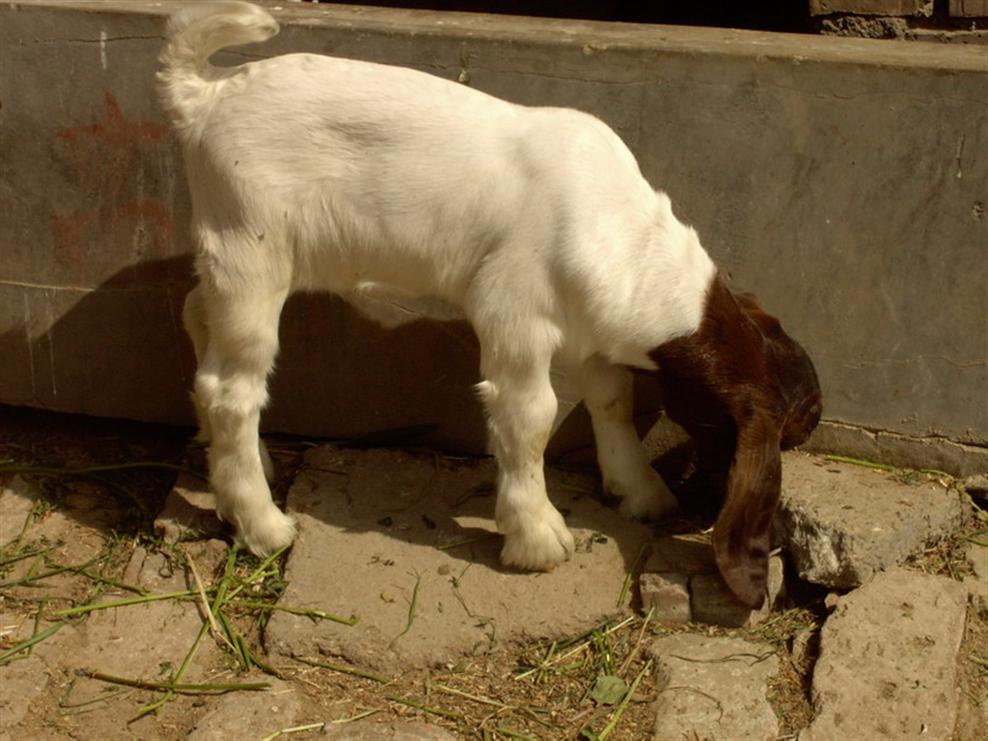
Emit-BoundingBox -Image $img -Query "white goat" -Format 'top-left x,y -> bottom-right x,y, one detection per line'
158,1 -> 821,608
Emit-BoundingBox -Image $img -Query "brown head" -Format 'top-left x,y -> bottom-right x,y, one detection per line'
650,275 -> 821,608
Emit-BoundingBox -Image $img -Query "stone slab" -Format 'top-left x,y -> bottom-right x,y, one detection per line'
186,678 -> 302,741
648,633 -> 780,741
801,568 -> 968,741
774,453 -> 965,588
154,471 -> 225,543
66,543 -> 226,707
324,719 -> 458,740
0,622 -> 81,739
0,475 -> 39,545
264,447 -> 652,670
964,540 -> 988,615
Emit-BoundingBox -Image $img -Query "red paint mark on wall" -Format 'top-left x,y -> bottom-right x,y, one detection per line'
52,92 -> 175,261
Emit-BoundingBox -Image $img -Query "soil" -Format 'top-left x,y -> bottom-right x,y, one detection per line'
1,406 -> 984,740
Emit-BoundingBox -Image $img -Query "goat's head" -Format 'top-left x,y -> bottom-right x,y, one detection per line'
650,276 -> 821,609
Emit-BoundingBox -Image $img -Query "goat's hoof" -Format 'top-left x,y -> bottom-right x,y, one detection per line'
606,470 -> 678,521
500,509 -> 574,571
234,506 -> 297,557
617,490 -> 677,521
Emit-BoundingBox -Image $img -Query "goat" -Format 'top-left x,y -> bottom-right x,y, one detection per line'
157,1 -> 822,608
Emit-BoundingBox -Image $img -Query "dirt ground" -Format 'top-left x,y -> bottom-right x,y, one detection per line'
1,406 -> 985,741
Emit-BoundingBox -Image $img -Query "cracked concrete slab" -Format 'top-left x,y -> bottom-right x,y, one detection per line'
774,453 -> 964,588
648,633 -> 780,741
802,568 -> 968,741
186,678 -> 303,741
0,476 -> 40,545
264,446 -> 652,671
64,542 -> 227,707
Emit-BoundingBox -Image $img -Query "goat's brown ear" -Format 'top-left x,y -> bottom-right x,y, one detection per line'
712,407 -> 782,609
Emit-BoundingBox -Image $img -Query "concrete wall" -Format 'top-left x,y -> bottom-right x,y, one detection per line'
1,1 -> 985,473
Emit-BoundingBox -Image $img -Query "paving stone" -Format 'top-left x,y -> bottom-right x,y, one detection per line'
961,472 -> 988,498
154,472 -> 225,543
966,540 -> 988,582
324,719 -> 458,740
0,622 -> 81,738
65,545 -> 222,707
644,535 -> 716,576
649,633 -> 780,741
186,679 -> 302,741
963,541 -> 987,615
0,475 -> 39,544
639,572 -> 690,623
774,453 -> 964,588
264,447 -> 652,670
801,568 -> 968,741
789,627 -> 819,672
766,552 -> 786,608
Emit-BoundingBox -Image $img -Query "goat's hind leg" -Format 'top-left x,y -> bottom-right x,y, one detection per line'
183,285 -> 213,444
194,281 -> 294,556
572,355 -> 677,520
184,283 -> 275,483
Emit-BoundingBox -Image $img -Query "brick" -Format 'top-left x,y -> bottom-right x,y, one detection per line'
691,573 -> 768,628
639,572 -> 691,623
950,0 -> 988,16
810,0 -> 933,16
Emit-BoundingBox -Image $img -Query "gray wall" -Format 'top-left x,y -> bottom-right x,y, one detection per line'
1,1 -> 985,472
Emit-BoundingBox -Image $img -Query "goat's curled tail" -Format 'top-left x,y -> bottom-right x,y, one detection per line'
157,1 -> 278,130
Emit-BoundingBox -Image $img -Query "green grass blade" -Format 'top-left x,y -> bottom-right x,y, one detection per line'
0,622 -> 64,666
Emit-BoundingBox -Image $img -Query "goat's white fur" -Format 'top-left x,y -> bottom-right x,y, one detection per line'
159,1 -> 716,567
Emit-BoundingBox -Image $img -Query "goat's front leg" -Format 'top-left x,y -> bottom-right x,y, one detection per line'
476,343 -> 574,571
194,284 -> 294,556
571,355 -> 677,520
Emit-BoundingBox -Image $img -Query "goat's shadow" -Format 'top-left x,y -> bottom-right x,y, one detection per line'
3,256 -> 695,578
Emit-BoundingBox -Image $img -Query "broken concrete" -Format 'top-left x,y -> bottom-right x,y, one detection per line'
649,633 -> 780,741
324,719 -> 458,740
774,453 -> 964,588
802,568 -> 968,741
265,446 -> 651,670
66,542 -> 226,706
0,622 -> 81,740
0,475 -> 38,545
154,471 -> 225,544
964,540 -> 988,615
186,678 -> 302,741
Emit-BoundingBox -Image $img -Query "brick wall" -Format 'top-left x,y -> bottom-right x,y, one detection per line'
810,0 -> 988,41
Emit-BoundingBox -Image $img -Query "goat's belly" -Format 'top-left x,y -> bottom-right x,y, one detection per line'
343,283 -> 466,328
